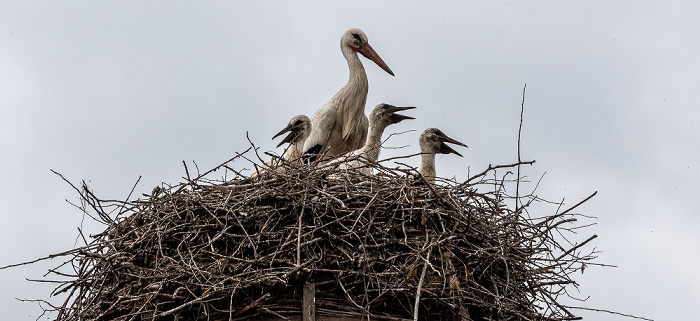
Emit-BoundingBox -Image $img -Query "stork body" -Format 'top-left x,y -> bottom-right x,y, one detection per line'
303,28 -> 394,162
331,104 -> 415,174
418,128 -> 468,183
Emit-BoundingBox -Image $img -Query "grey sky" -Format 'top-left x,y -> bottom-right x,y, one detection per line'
2,1 -> 699,320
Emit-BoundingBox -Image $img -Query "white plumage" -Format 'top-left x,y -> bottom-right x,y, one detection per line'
303,28 -> 394,162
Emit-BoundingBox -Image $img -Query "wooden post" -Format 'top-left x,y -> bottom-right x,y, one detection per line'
302,281 -> 315,321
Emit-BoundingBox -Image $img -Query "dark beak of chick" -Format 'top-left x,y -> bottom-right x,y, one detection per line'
387,106 -> 416,124
272,124 -> 298,148
438,134 -> 468,157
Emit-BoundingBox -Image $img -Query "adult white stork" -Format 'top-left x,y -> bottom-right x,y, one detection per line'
302,28 -> 394,162
330,103 -> 415,174
251,115 -> 311,177
417,128 -> 468,183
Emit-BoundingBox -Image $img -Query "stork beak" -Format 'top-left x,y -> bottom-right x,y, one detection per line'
387,106 -> 416,124
272,124 -> 297,147
439,142 -> 463,157
441,135 -> 468,148
386,106 -> 417,113
438,134 -> 468,157
356,43 -> 394,76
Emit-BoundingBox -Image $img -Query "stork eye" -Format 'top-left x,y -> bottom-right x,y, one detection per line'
351,33 -> 362,41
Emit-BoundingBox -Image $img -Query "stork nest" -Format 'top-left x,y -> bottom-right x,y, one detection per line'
40,149 -> 598,321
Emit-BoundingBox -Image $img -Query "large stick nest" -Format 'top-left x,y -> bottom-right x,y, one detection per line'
44,150 -> 598,321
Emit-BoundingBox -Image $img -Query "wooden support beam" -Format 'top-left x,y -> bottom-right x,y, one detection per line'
303,281 -> 316,321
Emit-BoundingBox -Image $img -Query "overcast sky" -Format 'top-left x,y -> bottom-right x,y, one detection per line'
2,1 -> 699,320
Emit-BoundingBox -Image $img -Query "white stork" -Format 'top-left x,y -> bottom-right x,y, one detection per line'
271,115 -> 312,164
302,28 -> 394,162
251,115 -> 311,177
417,128 -> 468,183
330,103 -> 415,174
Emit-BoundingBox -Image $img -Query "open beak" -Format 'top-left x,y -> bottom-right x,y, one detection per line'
438,134 -> 468,157
387,106 -> 416,124
356,43 -> 394,76
272,124 -> 297,147
439,143 -> 463,157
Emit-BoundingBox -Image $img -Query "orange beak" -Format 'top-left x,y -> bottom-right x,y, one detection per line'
356,43 -> 394,76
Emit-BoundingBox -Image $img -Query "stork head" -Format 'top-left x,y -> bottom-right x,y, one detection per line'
342,28 -> 394,76
272,115 -> 311,148
369,103 -> 415,128
419,128 -> 468,157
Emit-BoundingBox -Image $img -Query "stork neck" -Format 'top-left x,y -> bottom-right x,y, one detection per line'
339,47 -> 369,101
344,47 -> 368,84
419,152 -> 437,182
358,122 -> 386,163
332,46 -> 370,142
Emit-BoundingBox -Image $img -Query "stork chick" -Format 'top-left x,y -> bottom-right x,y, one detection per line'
417,128 -> 468,183
272,115 -> 312,164
251,115 -> 311,177
303,28 -> 394,162
330,104 -> 415,175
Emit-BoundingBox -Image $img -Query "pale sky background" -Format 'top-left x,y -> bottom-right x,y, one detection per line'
2,1 -> 699,320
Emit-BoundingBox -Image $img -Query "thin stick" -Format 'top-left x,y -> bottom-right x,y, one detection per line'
460,160 -> 536,186
414,233 -> 432,321
297,194 -> 307,267
516,83 -> 526,211
564,306 -> 655,321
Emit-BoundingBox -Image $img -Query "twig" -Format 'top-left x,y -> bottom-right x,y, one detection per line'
516,83 -> 526,211
461,160 -> 536,186
414,233 -> 432,321
564,306 -> 654,321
